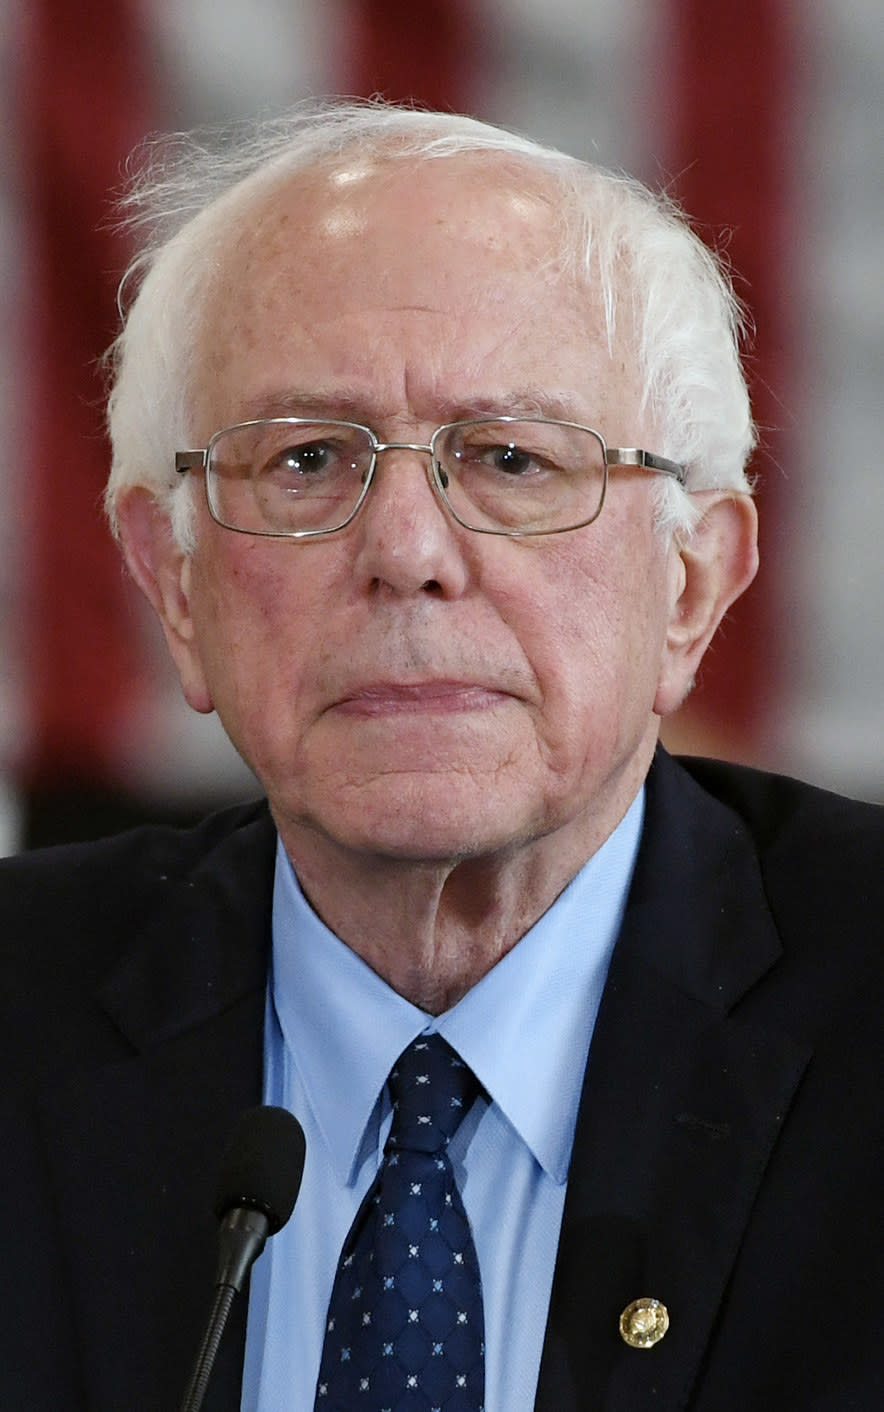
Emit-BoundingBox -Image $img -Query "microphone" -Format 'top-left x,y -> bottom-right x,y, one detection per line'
179,1106 -> 306,1412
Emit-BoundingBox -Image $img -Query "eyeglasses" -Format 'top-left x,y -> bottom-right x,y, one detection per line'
175,416 -> 686,540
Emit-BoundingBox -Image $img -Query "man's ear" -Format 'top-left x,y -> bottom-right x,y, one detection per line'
654,491 -> 759,717
115,487 -> 215,714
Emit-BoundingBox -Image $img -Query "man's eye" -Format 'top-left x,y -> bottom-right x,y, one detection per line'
487,443 -> 537,476
262,440 -> 340,478
282,442 -> 334,473
461,441 -> 550,477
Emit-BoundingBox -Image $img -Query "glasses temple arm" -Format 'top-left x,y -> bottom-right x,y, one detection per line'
605,448 -> 687,486
175,451 -> 208,475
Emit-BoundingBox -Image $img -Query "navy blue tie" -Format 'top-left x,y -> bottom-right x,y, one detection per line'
315,1034 -> 485,1410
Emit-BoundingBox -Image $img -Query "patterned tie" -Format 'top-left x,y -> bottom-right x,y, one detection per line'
315,1034 -> 485,1411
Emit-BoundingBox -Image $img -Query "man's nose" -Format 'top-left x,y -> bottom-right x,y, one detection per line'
350,444 -> 470,598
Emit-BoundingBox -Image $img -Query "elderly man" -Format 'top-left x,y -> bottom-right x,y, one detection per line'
2,102 -> 882,1411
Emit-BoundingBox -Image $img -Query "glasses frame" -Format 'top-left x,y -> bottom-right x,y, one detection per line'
175,415 -> 687,540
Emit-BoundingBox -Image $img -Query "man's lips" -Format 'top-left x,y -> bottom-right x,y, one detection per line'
329,682 -> 513,717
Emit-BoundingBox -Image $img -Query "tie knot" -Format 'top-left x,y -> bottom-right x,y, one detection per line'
387,1034 -> 479,1154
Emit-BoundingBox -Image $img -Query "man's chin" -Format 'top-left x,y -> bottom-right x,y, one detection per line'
276,775 -> 541,868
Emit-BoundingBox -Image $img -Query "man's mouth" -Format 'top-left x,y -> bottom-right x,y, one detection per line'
331,681 -> 510,716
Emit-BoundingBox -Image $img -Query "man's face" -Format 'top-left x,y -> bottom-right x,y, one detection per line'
165,155 -> 692,869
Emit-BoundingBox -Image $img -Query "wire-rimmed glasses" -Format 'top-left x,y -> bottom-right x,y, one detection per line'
175,416 -> 686,540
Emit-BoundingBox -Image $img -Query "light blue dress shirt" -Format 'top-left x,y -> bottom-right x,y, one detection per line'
241,788 -> 644,1411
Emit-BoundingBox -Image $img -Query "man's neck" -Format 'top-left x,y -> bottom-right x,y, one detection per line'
271,758 -> 649,1013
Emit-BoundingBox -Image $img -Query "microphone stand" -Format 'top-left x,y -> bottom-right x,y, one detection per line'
179,1207 -> 270,1412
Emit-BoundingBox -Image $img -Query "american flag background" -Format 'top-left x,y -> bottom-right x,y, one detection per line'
1,0 -> 882,851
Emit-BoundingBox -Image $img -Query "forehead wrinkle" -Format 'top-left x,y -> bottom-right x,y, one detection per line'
232,383 -> 602,430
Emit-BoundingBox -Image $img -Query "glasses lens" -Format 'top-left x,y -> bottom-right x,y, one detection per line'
206,420 -> 373,535
436,420 -> 607,533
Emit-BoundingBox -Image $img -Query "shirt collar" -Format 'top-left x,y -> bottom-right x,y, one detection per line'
271,788 -> 643,1189
438,790 -> 644,1182
271,864 -> 427,1184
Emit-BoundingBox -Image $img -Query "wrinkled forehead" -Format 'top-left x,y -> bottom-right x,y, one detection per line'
187,149 -> 646,441
203,149 -> 580,321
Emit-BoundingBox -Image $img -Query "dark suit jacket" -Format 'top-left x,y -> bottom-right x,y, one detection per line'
1,751 -> 882,1410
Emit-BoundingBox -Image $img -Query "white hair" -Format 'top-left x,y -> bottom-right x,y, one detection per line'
105,99 -> 756,548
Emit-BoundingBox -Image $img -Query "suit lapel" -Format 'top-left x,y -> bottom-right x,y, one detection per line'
37,808 -> 277,1412
535,753 -> 811,1411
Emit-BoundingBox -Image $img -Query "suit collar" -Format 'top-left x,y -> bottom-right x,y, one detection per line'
618,747 -> 783,1010
98,805 -> 277,1050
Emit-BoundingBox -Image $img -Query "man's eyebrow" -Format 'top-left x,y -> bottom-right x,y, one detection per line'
234,389 -> 372,422
438,391 -> 592,424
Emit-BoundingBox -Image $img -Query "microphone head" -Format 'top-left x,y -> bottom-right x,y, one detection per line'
214,1105 -> 306,1234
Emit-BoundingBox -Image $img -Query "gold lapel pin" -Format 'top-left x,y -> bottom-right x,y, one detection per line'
619,1297 -> 670,1349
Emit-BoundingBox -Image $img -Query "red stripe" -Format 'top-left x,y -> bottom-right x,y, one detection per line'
339,0 -> 488,111
663,0 -> 796,751
19,0 -> 153,787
